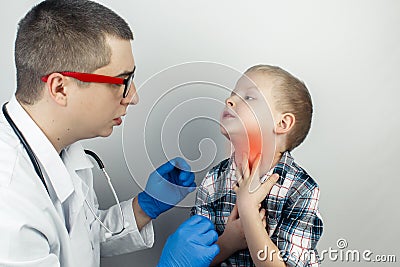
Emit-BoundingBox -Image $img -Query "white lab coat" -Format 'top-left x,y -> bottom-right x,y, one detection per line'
0,96 -> 154,266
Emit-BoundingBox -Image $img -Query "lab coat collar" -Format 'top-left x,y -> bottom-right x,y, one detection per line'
6,96 -> 74,203
61,142 -> 94,171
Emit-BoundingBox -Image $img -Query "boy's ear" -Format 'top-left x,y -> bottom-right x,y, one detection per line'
275,113 -> 295,134
44,73 -> 68,107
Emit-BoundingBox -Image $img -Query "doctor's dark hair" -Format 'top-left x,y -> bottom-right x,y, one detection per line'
245,65 -> 313,152
15,0 -> 134,105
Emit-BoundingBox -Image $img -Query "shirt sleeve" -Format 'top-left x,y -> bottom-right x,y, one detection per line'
272,185 -> 323,267
98,198 -> 154,257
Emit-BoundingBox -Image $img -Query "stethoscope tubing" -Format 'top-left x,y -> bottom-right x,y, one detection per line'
2,103 -> 49,193
2,102 -> 125,238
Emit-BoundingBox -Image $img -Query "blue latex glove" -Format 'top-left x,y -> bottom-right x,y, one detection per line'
138,157 -> 196,219
157,215 -> 220,267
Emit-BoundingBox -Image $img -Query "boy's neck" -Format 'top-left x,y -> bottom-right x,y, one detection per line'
234,150 -> 282,177
230,135 -> 284,176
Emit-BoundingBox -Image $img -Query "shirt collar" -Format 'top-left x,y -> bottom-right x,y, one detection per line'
273,151 -> 294,178
6,96 -> 74,202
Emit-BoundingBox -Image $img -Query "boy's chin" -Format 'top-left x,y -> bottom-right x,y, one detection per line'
220,127 -> 230,140
220,128 -> 247,142
221,132 -> 230,140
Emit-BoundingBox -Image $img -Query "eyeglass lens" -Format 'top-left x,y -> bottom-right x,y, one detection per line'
123,71 -> 135,98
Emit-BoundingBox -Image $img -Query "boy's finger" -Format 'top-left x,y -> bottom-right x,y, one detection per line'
237,175 -> 243,183
235,168 -> 244,190
241,153 -> 250,179
261,173 -> 279,192
266,173 -> 279,186
228,205 -> 239,221
250,153 -> 262,177
248,153 -> 262,192
232,183 -> 239,193
259,208 -> 266,220
235,165 -> 243,182
262,216 -> 267,228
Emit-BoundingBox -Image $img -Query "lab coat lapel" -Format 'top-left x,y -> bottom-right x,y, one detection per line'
61,143 -> 93,233
61,143 -> 98,265
68,199 -> 96,267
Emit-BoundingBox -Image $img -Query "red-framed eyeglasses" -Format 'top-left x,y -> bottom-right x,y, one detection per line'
41,66 -> 136,98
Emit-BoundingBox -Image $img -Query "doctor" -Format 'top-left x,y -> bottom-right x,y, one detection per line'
0,0 -> 219,266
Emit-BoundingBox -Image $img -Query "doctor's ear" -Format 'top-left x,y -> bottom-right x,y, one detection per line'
274,113 -> 295,134
44,73 -> 68,106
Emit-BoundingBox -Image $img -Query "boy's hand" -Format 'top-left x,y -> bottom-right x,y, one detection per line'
233,153 -> 279,211
219,205 -> 247,252
220,204 -> 268,252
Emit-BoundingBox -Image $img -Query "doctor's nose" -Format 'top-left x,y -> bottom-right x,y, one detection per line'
122,82 -> 139,105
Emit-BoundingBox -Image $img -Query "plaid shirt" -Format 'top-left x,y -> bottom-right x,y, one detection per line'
191,151 -> 323,267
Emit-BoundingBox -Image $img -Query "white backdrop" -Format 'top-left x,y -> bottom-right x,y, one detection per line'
1,1 -> 399,266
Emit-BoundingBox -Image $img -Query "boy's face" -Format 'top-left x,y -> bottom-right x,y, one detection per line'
67,36 -> 138,139
220,71 -> 279,151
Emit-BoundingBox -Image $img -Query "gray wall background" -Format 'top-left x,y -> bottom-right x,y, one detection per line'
1,1 -> 399,266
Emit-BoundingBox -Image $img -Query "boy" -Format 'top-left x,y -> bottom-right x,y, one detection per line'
192,65 -> 323,266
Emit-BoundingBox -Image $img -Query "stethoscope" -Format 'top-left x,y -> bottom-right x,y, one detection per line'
2,103 -> 128,239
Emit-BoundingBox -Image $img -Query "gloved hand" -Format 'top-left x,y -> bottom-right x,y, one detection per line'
157,215 -> 220,267
138,157 -> 196,219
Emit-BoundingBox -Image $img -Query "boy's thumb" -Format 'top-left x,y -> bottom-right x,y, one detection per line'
266,173 -> 279,187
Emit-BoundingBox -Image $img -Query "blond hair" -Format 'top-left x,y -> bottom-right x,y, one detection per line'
245,64 -> 313,151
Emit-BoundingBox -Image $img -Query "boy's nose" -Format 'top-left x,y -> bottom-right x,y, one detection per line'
225,97 -> 235,107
